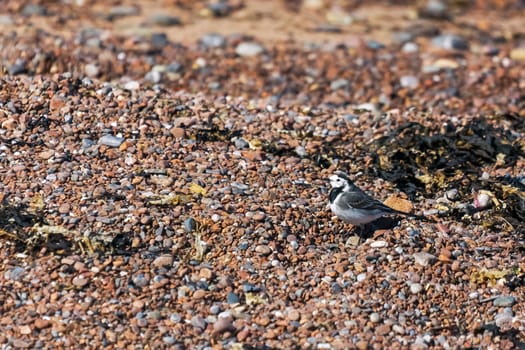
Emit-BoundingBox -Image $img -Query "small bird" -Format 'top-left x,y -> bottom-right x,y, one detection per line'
329,171 -> 425,231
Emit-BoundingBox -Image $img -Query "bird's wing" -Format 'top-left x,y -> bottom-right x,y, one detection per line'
338,189 -> 433,221
337,191 -> 397,213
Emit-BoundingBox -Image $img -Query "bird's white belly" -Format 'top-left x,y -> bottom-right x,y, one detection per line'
330,202 -> 385,225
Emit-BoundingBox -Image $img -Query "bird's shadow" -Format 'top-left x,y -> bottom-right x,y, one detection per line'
355,216 -> 401,239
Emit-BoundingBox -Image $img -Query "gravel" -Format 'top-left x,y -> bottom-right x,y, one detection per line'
0,1 -> 523,349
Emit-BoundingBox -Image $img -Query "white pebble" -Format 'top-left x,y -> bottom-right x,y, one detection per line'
370,240 -> 388,248
356,273 -> 367,282
410,283 -> 423,294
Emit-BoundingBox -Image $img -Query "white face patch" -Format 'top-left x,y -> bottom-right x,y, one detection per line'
329,175 -> 344,188
329,174 -> 351,191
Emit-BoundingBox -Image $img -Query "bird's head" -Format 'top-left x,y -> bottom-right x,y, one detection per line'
329,171 -> 353,191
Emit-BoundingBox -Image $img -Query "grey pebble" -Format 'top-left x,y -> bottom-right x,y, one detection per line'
162,336 -> 176,345
370,312 -> 381,323
150,33 -> 170,48
98,134 -> 124,147
183,217 -> 197,233
493,296 -> 516,307
402,42 -> 419,53
145,70 -> 163,84
97,85 -> 113,96
445,188 -> 459,201
208,2 -> 232,17
124,81 -> 140,90
295,146 -> 307,157
226,292 -> 239,304
233,137 -> 249,149
410,283 -> 423,294
392,31 -> 414,44
85,37 -> 101,48
242,283 -> 261,293
0,15 -> 14,25
147,310 -> 161,320
393,324 -> 405,334
356,273 -> 367,282
132,273 -> 149,287
237,242 -> 249,250
107,5 -> 139,20
149,14 -> 181,26
431,34 -> 469,51
191,316 -> 207,330
330,78 -> 349,91
367,40 -> 385,50
8,59 -> 27,75
418,0 -> 449,20
209,304 -> 221,314
167,62 -> 183,73
81,138 -> 95,149
494,308 -> 513,328
235,42 -> 264,57
170,313 -> 182,323
4,266 -> 26,281
400,75 -> 419,89
21,4 -> 47,16
413,252 -> 437,267
200,33 -> 226,49
84,63 -> 100,78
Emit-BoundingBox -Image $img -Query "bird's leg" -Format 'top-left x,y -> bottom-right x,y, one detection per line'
356,224 -> 365,244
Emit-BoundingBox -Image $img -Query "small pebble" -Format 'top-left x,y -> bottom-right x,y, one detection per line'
84,63 -> 100,77
162,336 -> 176,345
21,4 -> 47,16
226,292 -> 240,304
148,14 -> 181,26
287,308 -> 301,321
393,324 -> 405,334
410,283 -> 423,294
183,218 -> 197,233
191,316 -> 207,330
445,188 -> 458,201
369,312 -> 381,323
431,34 -> 469,50
400,75 -> 419,89
356,273 -> 367,282
72,274 -> 90,287
107,5 -> 139,19
124,80 -> 140,90
370,240 -> 388,248
152,254 -> 173,268
200,33 -> 226,48
235,42 -> 264,57
510,48 -> 525,61
494,308 -> 513,328
213,317 -> 235,333
413,252 -> 437,267
493,296 -> 516,307
132,273 -> 149,287
255,244 -> 272,256
330,78 -> 349,91
99,135 -> 124,147
402,42 -> 419,53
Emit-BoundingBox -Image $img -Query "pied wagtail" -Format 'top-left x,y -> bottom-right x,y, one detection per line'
329,171 -> 427,231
